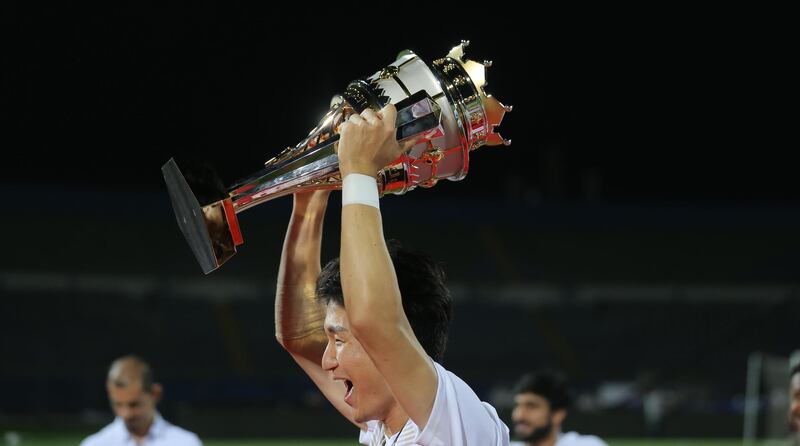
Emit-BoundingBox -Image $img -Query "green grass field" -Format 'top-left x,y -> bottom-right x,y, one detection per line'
2,434 -> 783,446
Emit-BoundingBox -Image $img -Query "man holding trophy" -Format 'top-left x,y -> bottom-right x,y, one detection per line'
275,102 -> 510,445
163,41 -> 511,444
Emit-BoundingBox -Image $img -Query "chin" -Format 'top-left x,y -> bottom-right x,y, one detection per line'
515,432 -> 532,441
355,402 -> 391,425
351,404 -> 373,424
514,428 -> 532,439
352,411 -> 368,424
125,423 -> 143,434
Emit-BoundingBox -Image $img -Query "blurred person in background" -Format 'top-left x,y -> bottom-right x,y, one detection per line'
510,370 -> 606,446
790,363 -> 800,443
81,355 -> 202,446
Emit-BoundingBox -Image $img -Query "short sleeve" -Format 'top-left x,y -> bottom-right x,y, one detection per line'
415,362 -> 510,446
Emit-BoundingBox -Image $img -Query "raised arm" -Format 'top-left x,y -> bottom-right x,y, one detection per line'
274,190 -> 364,429
336,104 -> 438,429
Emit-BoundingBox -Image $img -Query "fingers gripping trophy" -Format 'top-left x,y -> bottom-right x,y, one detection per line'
162,40 -> 512,274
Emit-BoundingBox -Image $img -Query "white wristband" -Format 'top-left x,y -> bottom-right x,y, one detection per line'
342,174 -> 380,209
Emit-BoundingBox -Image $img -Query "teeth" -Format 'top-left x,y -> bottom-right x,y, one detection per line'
344,380 -> 354,399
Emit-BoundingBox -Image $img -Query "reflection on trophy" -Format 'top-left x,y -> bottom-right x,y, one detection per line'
163,40 -> 511,274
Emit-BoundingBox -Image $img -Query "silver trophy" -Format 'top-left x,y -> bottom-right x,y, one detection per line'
163,40 -> 511,274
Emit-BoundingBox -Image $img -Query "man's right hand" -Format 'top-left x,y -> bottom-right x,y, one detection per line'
337,104 -> 417,178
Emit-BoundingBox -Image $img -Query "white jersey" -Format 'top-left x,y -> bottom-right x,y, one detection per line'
80,412 -> 202,446
510,431 -> 608,446
359,361 -> 510,446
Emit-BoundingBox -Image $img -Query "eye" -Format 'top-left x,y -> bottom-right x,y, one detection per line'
334,337 -> 344,346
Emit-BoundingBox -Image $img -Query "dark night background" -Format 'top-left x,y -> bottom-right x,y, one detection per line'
2,3 -> 797,442
4,4 -> 795,203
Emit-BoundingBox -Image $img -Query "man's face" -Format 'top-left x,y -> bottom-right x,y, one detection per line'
321,302 -> 396,423
790,372 -> 800,434
107,381 -> 159,437
512,392 -> 562,444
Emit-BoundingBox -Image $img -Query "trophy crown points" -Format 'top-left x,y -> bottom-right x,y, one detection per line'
448,40 -> 511,147
483,94 -> 511,147
462,60 -> 487,89
447,41 -> 466,62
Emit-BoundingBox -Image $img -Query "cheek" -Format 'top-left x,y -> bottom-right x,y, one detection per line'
341,344 -> 380,385
339,340 -> 368,366
531,409 -> 546,423
334,343 -> 355,374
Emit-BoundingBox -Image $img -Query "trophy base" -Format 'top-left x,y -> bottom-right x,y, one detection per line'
162,158 -> 242,274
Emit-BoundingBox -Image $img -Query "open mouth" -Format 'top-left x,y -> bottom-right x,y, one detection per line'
344,380 -> 354,403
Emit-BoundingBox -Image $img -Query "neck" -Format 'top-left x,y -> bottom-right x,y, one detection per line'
383,403 -> 409,437
129,415 -> 155,442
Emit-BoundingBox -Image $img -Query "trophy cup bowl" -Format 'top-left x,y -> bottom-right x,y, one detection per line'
163,40 -> 511,274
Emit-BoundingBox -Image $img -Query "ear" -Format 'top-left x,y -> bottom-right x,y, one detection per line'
552,408 -> 567,427
150,383 -> 163,403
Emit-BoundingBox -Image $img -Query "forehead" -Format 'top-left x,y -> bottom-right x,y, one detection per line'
515,392 -> 548,406
792,373 -> 800,392
107,383 -> 146,402
324,302 -> 350,332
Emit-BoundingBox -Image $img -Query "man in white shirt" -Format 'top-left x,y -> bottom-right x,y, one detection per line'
510,370 -> 606,446
81,355 -> 202,446
275,103 -> 510,445
790,363 -> 800,441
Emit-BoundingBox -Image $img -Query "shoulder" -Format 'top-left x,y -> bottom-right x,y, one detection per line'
433,362 -> 504,421
416,361 -> 510,445
558,432 -> 608,446
80,420 -> 122,446
162,422 -> 203,446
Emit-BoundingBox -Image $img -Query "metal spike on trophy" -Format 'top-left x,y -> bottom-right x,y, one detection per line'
162,40 -> 512,274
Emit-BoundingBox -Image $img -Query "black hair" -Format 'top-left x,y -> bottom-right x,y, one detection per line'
514,369 -> 572,411
316,240 -> 452,362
